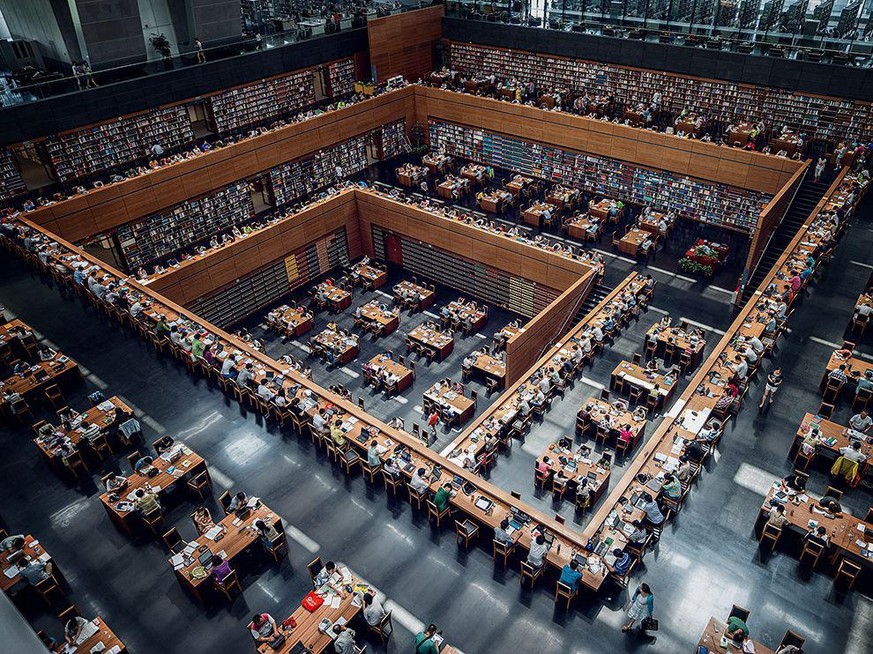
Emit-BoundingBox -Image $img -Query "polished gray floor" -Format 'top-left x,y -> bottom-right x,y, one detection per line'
0,203 -> 871,654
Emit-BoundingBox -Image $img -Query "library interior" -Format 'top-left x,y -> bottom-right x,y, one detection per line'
0,3 -> 872,654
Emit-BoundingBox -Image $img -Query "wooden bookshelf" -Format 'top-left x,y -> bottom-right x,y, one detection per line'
0,148 -> 26,201
449,42 -> 873,146
326,58 -> 356,97
207,69 -> 316,133
429,120 -> 770,234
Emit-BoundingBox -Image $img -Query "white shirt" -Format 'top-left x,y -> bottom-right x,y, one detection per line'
840,446 -> 866,462
363,597 -> 386,626
849,414 -> 872,432
410,471 -> 429,493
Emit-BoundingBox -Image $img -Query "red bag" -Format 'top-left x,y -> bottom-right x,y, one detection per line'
427,412 -> 439,427
301,591 -> 324,612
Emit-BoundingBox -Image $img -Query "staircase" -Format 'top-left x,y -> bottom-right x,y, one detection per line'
739,170 -> 831,305
570,282 -> 612,326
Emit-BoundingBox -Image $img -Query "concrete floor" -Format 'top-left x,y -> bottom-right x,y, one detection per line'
0,202 -> 871,653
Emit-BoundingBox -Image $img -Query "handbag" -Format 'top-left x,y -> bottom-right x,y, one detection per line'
641,617 -> 659,631
301,591 -> 324,612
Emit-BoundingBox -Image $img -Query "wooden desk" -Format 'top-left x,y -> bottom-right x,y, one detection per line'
566,214 -> 602,242
396,165 -> 427,187
351,262 -> 386,289
460,164 -> 486,185
822,351 -> 873,394
422,153 -> 451,174
637,211 -> 670,236
172,503 -> 281,604
522,202 -> 557,228
436,176 -> 469,200
795,412 -> 871,479
611,361 -> 677,410
268,305 -> 313,338
477,190 -> 510,214
358,301 -> 399,337
444,300 -> 487,333
0,354 -> 79,406
538,441 -> 611,505
34,396 -> 132,467
69,617 -> 126,654
727,122 -> 756,147
364,354 -> 413,395
644,322 -> 706,371
99,444 -> 206,535
494,324 -> 524,350
313,283 -> 351,312
770,132 -> 803,157
675,115 -> 706,137
0,318 -> 35,360
407,324 -> 454,361
577,397 -> 647,451
696,616 -> 774,654
310,329 -> 359,365
589,199 -> 623,222
470,352 -> 506,389
618,228 -> 651,257
505,174 -> 533,196
393,280 -> 435,311
423,382 -> 475,427
0,534 -> 53,594
261,568 -> 368,654
546,187 -> 579,210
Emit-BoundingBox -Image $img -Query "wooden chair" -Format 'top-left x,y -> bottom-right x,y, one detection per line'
338,449 -> 360,476
759,523 -> 782,552
817,401 -> 834,419
162,527 -> 185,553
361,461 -> 381,485
822,378 -> 843,403
31,419 -> 48,438
383,471 -> 404,495
779,630 -> 806,651
62,450 -> 89,479
187,470 -> 212,501
58,604 -> 80,622
799,539 -> 825,568
213,568 -> 241,601
262,524 -> 287,565
34,573 -> 62,606
534,466 -> 551,489
555,580 -> 577,610
368,609 -> 394,644
306,557 -> 323,585
407,487 -> 426,512
729,605 -> 751,623
493,538 -> 516,567
218,491 -> 232,514
823,486 -> 843,501
142,507 -> 165,538
520,561 -> 543,589
44,384 -> 66,410
88,431 -> 113,461
427,500 -> 452,528
10,400 -> 34,426
454,519 -> 479,549
792,444 -> 815,471
834,558 -> 861,590
126,451 -> 141,473
852,386 -> 872,413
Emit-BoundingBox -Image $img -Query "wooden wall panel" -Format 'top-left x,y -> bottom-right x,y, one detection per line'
504,271 -> 595,385
367,6 -> 443,83
24,88 -> 416,242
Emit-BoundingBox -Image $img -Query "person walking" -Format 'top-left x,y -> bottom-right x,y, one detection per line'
759,366 -> 783,414
815,156 -> 826,182
194,37 -> 205,64
623,582 -> 654,632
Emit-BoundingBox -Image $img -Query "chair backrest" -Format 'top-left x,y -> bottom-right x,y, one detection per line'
307,557 -> 323,583
824,486 -> 843,501
218,491 -> 231,513
58,604 -> 80,622
729,605 -> 750,623
126,451 -> 141,472
779,630 -> 806,650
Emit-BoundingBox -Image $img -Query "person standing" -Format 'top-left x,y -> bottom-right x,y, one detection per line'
815,156 -> 826,182
194,37 -> 205,64
623,582 -> 654,632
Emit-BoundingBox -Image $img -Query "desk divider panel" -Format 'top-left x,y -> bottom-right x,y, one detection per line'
504,271 -> 596,386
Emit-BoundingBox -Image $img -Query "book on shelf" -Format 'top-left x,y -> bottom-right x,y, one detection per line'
449,42 -> 872,145
208,70 -> 316,134
429,120 -> 768,233
0,148 -> 26,201
327,58 -> 356,98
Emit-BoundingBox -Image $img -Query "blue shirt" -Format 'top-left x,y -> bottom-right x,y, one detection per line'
613,552 -> 632,575
559,564 -> 582,587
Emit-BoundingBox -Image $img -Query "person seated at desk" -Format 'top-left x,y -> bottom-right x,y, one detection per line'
818,493 -> 842,514
527,533 -> 550,569
366,440 -> 382,469
0,533 -> 25,552
330,420 -> 347,448
211,554 -> 233,584
104,472 -> 128,493
248,613 -> 278,644
37,345 -> 57,362
805,525 -> 830,549
383,457 -> 401,478
64,615 -> 90,645
660,473 -> 681,500
361,591 -> 386,627
849,410 -> 872,433
434,483 -> 453,512
153,435 -> 175,454
227,491 -> 249,513
557,435 -> 572,450
766,503 -> 788,528
840,440 -> 867,464
314,561 -> 337,587
856,370 -> 873,395
415,624 -> 442,654
193,506 -> 214,535
828,364 -> 849,386
134,488 -> 160,514
618,424 -> 634,447
256,381 -> 276,402
19,559 -> 52,586
311,408 -> 328,435
726,614 -> 750,644
134,455 -> 155,474
639,492 -> 665,531
494,518 -> 515,546
220,355 -> 239,379
236,363 -> 255,389
559,559 -> 583,589
612,548 -> 632,575
628,520 -> 647,545
410,468 -> 430,494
